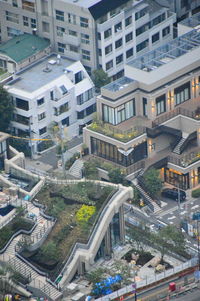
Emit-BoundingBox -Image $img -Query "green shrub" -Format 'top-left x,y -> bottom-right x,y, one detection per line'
65,152 -> 80,170
192,187 -> 200,198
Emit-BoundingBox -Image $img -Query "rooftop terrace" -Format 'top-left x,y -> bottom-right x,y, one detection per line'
7,54 -> 74,92
180,12 -> 200,28
128,29 -> 200,72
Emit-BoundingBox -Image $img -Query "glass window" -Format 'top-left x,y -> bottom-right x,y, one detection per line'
68,13 -> 76,25
69,30 -> 77,36
174,82 -> 190,106
114,22 -> 122,33
62,117 -> 69,126
136,39 -> 149,52
56,26 -> 65,37
103,99 -> 135,125
125,16 -> 132,27
152,32 -> 160,43
69,45 -> 78,53
116,54 -> 123,65
31,18 -> 36,28
37,97 -> 44,106
156,94 -> 166,115
38,112 -> 46,121
23,16 -> 29,27
115,38 -> 123,49
81,33 -> 90,44
80,17 -> 88,28
12,0 -> 18,7
16,98 -> 29,111
82,49 -> 90,61
135,7 -> 148,20
39,127 -> 47,135
136,23 -> 149,36
75,71 -> 83,84
106,60 -> 113,71
126,48 -> 133,58
57,42 -> 65,53
125,32 -> 133,43
104,28 -> 112,39
56,10 -> 64,21
6,11 -> 19,23
105,44 -> 112,55
22,0 -> 35,12
162,26 -> 170,37
60,85 -> 68,95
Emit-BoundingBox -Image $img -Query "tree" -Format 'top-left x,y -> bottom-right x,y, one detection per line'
128,226 -> 150,255
83,161 -> 98,179
143,168 -> 162,196
108,167 -> 126,184
40,241 -> 58,261
92,69 -> 110,90
86,267 -> 107,285
0,86 -> 13,132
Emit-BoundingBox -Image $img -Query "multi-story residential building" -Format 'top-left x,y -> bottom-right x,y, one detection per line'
83,29 -> 200,192
0,0 -> 176,78
156,0 -> 200,21
0,132 -> 10,170
4,53 -> 96,154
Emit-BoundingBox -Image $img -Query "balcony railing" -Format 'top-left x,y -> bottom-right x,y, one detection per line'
152,106 -> 200,127
168,148 -> 200,168
87,122 -> 146,143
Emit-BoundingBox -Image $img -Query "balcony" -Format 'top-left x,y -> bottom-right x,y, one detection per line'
168,147 -> 200,169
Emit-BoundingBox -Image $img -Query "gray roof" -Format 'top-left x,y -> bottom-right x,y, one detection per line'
7,54 -> 74,92
103,76 -> 134,92
180,12 -> 200,28
128,29 -> 200,72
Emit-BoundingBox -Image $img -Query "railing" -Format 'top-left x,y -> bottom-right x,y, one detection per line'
152,106 -> 199,127
179,131 -> 197,154
168,149 -> 200,168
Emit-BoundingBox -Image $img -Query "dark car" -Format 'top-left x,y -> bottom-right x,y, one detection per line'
161,188 -> 186,202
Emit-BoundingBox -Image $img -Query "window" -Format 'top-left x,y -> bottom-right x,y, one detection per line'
60,85 -> 68,95
7,27 -> 22,37
85,88 -> 93,101
42,21 -> 49,33
103,99 -> 135,125
37,97 -> 44,106
98,15 -> 107,24
77,89 -> 93,105
125,16 -> 132,27
98,32 -> 101,40
75,71 -> 83,84
58,42 -> 65,53
50,91 -> 54,100
152,13 -> 165,26
68,13 -> 76,25
69,45 -> 78,53
156,94 -> 166,115
22,0 -> 35,12
80,17 -> 88,28
143,97 -> 147,116
14,114 -> 29,125
136,39 -> 149,52
125,32 -> 133,43
98,49 -> 102,56
84,66 -> 91,75
81,33 -> 90,44
86,103 -> 96,116
61,117 -> 69,126
82,49 -> 90,61
115,38 -> 123,49
77,93 -> 84,105
174,82 -> 190,106
6,11 -> 19,23
39,127 -> 47,135
105,44 -> 112,55
116,54 -> 123,65
38,112 -> 46,121
135,7 -> 148,20
162,26 -> 170,37
115,22 -> 122,33
31,18 -> 36,28
16,98 -> 29,111
23,16 -> 29,27
69,30 -> 77,37
56,26 -> 65,37
56,10 -> 64,21
136,23 -> 149,36
126,48 -> 133,59
104,28 -> 112,39
106,60 -> 113,71
12,0 -> 18,7
152,32 -> 160,43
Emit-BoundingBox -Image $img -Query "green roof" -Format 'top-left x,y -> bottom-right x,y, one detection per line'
0,34 -> 50,63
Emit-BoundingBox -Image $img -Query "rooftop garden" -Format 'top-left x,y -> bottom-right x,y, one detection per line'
21,182 -> 116,279
87,121 -> 139,143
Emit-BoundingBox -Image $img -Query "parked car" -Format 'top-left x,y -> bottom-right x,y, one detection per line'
161,188 -> 186,202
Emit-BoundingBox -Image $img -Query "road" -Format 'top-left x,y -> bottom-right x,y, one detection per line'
173,289 -> 200,300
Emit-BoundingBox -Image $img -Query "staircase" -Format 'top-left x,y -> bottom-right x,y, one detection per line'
68,159 -> 84,179
173,137 -> 186,155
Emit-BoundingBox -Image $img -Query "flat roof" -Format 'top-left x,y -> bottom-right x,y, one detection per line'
128,29 -> 200,72
180,12 -> 200,28
7,54 -> 74,92
103,76 -> 134,92
0,34 -> 50,63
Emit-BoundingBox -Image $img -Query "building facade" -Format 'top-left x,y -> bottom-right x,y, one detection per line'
83,29 -> 200,190
0,0 -> 176,78
4,54 -> 96,154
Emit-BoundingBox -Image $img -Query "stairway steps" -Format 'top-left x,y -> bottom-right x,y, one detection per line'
8,256 -> 38,280
173,138 -> 186,155
135,184 -> 160,212
68,159 -> 84,179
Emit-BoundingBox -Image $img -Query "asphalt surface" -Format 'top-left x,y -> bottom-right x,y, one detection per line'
173,289 -> 200,300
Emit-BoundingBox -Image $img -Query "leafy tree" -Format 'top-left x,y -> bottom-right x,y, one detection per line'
108,167 -> 125,184
143,168 -> 162,196
92,69 -> 110,90
83,161 -> 98,179
128,226 -> 149,254
40,241 -> 58,261
112,260 -> 132,285
0,86 -> 14,132
76,205 -> 96,224
85,267 -> 107,285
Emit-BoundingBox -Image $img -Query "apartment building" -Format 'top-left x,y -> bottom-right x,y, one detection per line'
83,29 -> 200,191
0,132 -> 10,170
0,0 -> 176,78
4,53 -> 96,154
156,0 -> 200,21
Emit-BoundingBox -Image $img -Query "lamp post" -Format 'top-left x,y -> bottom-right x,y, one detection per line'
130,260 -> 137,301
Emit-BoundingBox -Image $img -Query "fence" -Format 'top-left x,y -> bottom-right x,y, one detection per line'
95,257 -> 198,301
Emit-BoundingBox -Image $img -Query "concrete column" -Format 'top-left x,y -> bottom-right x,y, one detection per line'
197,128 -> 200,147
119,205 -> 125,245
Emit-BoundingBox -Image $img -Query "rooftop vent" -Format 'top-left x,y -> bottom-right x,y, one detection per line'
43,63 -> 51,73
48,59 -> 56,65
